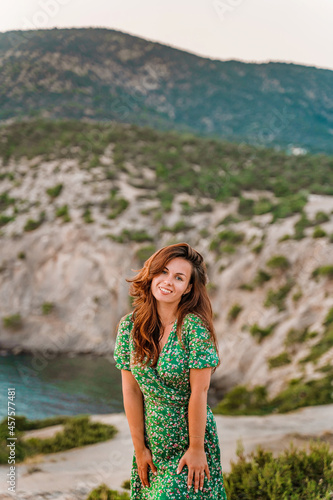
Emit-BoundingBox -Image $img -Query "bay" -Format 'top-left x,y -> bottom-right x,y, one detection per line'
0,352 -> 124,421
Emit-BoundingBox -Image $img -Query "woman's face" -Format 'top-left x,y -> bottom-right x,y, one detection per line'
151,257 -> 193,307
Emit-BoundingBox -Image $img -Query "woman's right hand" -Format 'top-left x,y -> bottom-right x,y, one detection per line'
136,446 -> 158,487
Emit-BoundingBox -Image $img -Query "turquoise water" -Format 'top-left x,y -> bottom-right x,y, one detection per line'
0,352 -> 124,421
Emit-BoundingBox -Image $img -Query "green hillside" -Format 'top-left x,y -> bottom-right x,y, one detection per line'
1,28 -> 333,154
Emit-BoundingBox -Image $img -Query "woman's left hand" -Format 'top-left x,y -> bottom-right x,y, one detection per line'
176,448 -> 210,493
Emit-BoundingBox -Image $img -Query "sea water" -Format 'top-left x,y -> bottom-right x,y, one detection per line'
0,352 -> 124,421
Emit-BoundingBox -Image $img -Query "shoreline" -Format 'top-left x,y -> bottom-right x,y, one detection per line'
1,405 -> 333,500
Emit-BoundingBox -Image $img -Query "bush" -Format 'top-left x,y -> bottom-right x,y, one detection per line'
228,304 -> 243,321
294,212 -> 312,240
6,416 -> 118,464
3,313 -> 23,330
106,190 -> 129,219
135,244 -> 156,264
0,214 -> 15,226
253,269 -> 272,286
46,183 -> 63,198
250,323 -> 276,342
83,207 -> 94,223
238,197 -> 255,216
55,204 -> 71,222
313,226 -> 327,238
324,307 -> 333,326
264,279 -> 294,311
24,211 -> 46,231
284,327 -> 309,347
86,483 -> 130,500
314,211 -> 330,224
224,442 -> 333,500
312,266 -> 333,280
268,352 -> 291,368
300,327 -> 333,364
266,255 -> 290,271
214,386 -> 272,416
42,302 -> 54,315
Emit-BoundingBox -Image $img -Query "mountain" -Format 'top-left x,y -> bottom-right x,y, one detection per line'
1,28 -> 333,154
1,120 -> 333,413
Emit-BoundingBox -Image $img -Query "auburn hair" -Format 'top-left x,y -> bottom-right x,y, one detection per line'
124,242 -> 220,373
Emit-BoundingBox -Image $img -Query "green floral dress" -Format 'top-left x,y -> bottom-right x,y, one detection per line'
113,311 -> 227,500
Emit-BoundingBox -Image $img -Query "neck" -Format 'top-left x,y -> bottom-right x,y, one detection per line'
156,302 -> 178,326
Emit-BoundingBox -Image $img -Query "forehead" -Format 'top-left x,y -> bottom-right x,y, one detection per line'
164,257 -> 192,273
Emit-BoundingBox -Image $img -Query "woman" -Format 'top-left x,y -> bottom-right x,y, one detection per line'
113,242 -> 227,499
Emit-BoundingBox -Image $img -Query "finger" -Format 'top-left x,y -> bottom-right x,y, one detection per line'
205,463 -> 210,482
150,461 -> 158,475
187,469 -> 194,490
176,457 -> 184,474
140,468 -> 149,487
194,469 -> 200,493
199,470 -> 205,491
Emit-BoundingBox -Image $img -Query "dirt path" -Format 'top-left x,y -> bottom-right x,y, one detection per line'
1,405 -> 333,500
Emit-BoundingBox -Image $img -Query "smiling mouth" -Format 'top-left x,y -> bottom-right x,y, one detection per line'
159,287 -> 172,294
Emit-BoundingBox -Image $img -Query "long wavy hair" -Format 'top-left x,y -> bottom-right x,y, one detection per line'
125,242 -> 220,373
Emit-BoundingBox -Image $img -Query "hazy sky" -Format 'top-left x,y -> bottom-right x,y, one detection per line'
1,0 -> 332,71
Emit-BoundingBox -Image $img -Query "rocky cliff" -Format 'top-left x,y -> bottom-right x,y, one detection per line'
1,120 -> 333,400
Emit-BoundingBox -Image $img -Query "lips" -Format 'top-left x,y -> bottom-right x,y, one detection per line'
159,286 -> 172,294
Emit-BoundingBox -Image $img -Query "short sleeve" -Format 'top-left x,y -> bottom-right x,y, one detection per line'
113,313 -> 133,371
186,314 -> 219,369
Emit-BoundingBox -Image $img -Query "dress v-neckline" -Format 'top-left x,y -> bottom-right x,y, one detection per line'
157,319 -> 177,364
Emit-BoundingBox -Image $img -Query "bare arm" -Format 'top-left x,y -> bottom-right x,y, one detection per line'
177,367 -> 212,493
121,370 -> 157,486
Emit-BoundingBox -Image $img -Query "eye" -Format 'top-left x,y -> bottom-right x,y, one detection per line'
162,270 -> 167,274
176,276 -> 183,281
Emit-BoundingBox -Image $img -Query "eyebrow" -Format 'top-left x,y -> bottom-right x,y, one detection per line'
164,266 -> 187,277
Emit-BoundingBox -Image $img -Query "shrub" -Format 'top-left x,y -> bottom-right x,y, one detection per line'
86,483 -> 130,500
253,269 -> 271,286
24,211 -> 46,231
135,244 -> 156,264
83,207 -> 94,223
253,197 -> 274,215
42,302 -> 54,315
251,242 -> 263,254
300,327 -> 333,364
266,255 -> 290,270
224,442 -> 333,500
0,191 -> 15,210
264,279 -> 294,311
107,191 -> 129,219
249,323 -> 276,342
55,204 -> 71,222
238,197 -> 254,216
20,416 -> 117,461
228,304 -> 243,321
214,386 -> 272,416
268,352 -> 291,369
271,375 -> 333,412
271,192 -> 308,222
0,214 -> 15,226
46,183 -> 63,198
313,226 -> 327,238
294,212 -> 312,240
323,307 -> 333,326
312,265 -> 333,280
284,327 -> 309,347
314,211 -> 330,224
3,313 -> 23,330
161,220 -> 194,233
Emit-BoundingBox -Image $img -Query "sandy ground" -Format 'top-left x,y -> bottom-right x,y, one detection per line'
1,405 -> 333,500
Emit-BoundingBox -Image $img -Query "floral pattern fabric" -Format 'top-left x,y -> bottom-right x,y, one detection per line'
113,312 -> 227,499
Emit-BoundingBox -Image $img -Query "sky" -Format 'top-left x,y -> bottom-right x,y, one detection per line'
1,0 -> 333,71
